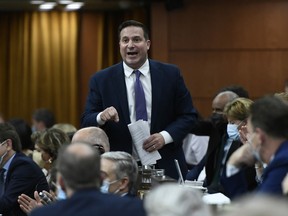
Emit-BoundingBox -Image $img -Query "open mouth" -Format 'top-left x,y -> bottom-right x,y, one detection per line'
127,52 -> 138,56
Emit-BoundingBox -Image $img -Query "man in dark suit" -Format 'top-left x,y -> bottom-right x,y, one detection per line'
30,142 -> 146,216
226,96 -> 288,195
81,20 -> 197,179
0,123 -> 49,216
186,91 -> 238,181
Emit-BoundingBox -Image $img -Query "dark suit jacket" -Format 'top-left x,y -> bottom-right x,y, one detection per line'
224,140 -> 288,196
207,137 -> 257,199
30,189 -> 146,216
81,59 -> 198,179
0,152 -> 49,216
259,140 -> 288,194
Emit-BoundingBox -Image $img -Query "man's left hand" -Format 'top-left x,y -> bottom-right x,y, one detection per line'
143,133 -> 165,152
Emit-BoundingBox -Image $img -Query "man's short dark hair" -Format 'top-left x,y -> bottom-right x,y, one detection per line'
56,142 -> 101,190
250,96 -> 288,139
8,118 -> 33,150
32,108 -> 55,128
118,20 -> 149,40
0,122 -> 22,152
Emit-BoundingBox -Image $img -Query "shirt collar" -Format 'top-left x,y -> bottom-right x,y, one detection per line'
3,153 -> 16,171
123,59 -> 150,78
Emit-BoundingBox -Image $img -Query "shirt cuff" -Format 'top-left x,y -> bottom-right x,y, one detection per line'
96,112 -> 106,126
226,164 -> 241,177
160,131 -> 173,145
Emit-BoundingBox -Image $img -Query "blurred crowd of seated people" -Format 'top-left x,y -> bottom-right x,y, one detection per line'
1,88 -> 288,216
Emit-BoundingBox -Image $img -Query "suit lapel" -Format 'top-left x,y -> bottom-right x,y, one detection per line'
112,64 -> 131,125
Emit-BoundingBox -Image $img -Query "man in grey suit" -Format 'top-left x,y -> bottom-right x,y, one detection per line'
30,142 -> 146,216
81,20 -> 198,179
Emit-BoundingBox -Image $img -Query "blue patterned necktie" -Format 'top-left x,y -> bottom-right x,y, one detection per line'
0,168 -> 5,196
134,70 -> 148,121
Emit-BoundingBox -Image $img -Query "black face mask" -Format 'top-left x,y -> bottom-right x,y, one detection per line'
210,113 -> 227,126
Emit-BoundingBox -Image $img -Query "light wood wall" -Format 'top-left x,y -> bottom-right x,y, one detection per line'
151,0 -> 288,117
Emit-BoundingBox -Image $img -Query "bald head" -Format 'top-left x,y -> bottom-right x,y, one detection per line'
212,91 -> 238,114
66,142 -> 95,157
72,127 -> 110,152
57,142 -> 101,191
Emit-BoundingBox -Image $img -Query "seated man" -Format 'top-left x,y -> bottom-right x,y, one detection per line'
71,126 -> 110,153
30,142 -> 146,216
100,151 -> 138,197
226,96 -> 288,195
0,123 -> 49,216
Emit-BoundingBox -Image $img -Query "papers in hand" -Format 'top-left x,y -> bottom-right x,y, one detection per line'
128,120 -> 161,165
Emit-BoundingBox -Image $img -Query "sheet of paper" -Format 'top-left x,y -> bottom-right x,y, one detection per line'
202,193 -> 231,205
128,120 -> 161,165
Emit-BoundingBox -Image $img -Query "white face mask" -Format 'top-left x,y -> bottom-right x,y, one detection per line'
56,184 -> 67,200
100,179 -> 120,194
227,124 -> 240,140
32,150 -> 46,168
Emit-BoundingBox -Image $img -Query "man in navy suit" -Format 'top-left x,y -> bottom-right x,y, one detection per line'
30,142 -> 146,216
225,96 -> 288,195
0,123 -> 49,216
81,20 -> 197,179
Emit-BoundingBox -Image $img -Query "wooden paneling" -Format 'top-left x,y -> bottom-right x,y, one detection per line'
151,0 -> 288,117
168,1 -> 288,50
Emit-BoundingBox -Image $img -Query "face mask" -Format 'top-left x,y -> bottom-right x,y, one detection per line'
31,126 -> 37,133
56,185 -> 67,200
32,150 -> 46,168
100,179 -> 119,194
227,124 -> 240,140
210,113 -> 226,126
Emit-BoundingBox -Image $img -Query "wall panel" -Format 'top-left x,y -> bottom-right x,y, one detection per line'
151,0 -> 288,117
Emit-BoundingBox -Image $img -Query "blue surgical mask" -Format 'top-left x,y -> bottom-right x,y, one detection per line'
100,179 -> 119,194
227,124 -> 240,140
57,185 -> 67,200
31,126 -> 36,133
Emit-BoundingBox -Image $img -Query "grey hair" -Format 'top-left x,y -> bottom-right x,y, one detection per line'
144,183 -> 212,216
101,151 -> 138,192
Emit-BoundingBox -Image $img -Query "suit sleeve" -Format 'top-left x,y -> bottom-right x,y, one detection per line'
81,75 -> 102,127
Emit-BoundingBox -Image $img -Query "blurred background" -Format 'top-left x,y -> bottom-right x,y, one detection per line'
0,0 -> 287,128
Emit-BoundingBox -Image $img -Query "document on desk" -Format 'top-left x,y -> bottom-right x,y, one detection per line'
128,120 -> 161,165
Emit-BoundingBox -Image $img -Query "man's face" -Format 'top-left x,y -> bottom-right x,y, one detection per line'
119,26 -> 150,70
32,119 -> 45,132
100,158 -> 120,193
247,118 -> 264,162
212,95 -> 227,114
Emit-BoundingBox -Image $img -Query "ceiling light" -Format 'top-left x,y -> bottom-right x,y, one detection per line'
65,2 -> 84,11
39,2 -> 57,10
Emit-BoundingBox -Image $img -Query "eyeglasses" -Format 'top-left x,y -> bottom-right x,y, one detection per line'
91,144 -> 105,155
